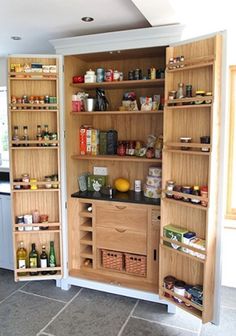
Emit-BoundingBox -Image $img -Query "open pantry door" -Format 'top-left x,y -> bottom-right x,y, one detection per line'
159,34 -> 223,323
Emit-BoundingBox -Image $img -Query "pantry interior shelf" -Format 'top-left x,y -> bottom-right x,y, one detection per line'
166,55 -> 214,71
12,188 -> 60,193
163,190 -> 208,203
15,229 -> 61,234
70,78 -> 165,90
71,110 -> 164,116
165,142 -> 211,150
11,146 -> 59,150
9,103 -> 58,109
10,109 -> 58,113
167,96 -> 213,106
72,154 -> 162,163
16,274 -> 62,282
160,288 -> 203,318
164,149 -> 210,156
13,181 -> 60,187
163,197 -> 208,211
165,104 -> 212,110
15,222 -> 61,229
160,239 -> 206,263
9,75 -> 58,81
79,211 -> 93,218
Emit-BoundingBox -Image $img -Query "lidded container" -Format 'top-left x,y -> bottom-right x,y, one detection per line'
84,69 -> 96,83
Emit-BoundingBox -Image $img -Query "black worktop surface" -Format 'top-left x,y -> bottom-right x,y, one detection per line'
71,190 -> 160,206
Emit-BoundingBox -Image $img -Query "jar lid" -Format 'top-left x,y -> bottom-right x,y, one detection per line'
200,185 -> 208,191
164,275 -> 176,282
180,137 -> 192,140
196,90 -> 205,95
167,180 -> 175,184
205,91 -> 212,96
193,185 -> 200,190
174,280 -> 186,288
182,185 -> 191,189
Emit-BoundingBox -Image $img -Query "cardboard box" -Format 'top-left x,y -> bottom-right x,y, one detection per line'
87,175 -> 107,191
163,224 -> 188,251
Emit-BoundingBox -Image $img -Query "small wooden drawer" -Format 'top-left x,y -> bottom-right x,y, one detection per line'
96,226 -> 147,254
95,202 -> 147,232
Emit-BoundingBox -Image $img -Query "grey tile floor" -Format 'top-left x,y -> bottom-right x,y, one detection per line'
0,268 -> 235,336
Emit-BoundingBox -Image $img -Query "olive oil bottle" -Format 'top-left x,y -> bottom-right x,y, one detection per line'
16,241 -> 27,276
29,243 -> 39,276
40,245 -> 48,275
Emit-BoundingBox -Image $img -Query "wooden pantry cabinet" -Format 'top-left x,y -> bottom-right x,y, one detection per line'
63,33 -> 223,323
8,55 -> 63,281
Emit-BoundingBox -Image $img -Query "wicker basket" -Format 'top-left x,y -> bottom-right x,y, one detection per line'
102,249 -> 123,271
125,253 -> 147,276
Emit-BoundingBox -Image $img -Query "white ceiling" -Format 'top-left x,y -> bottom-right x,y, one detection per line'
0,0 -> 231,57
0,0 -> 187,57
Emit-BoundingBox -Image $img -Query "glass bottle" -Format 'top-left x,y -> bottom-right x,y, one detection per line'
16,241 -> 27,276
40,245 -> 48,275
36,125 -> 42,146
12,126 -> 20,146
176,83 -> 184,99
43,124 -> 49,146
49,241 -> 57,275
22,126 -> 29,146
29,243 -> 39,276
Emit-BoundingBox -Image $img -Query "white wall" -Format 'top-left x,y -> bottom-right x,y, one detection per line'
0,58 -> 7,87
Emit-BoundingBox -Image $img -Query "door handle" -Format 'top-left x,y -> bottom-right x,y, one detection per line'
115,206 -> 126,210
115,228 -> 126,233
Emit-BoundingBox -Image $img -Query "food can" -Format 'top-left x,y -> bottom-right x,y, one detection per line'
96,68 -> 105,83
105,69 -> 113,82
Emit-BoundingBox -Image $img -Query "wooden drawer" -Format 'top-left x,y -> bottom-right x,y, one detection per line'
96,226 -> 147,254
95,202 -> 147,232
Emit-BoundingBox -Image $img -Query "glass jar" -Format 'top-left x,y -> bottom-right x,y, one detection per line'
173,280 -> 186,303
117,141 -> 126,156
200,186 -> 208,207
45,176 -> 52,189
205,91 -> 212,104
200,136 -> 210,152
164,275 -> 176,297
185,84 -> 192,98
195,90 -> 205,104
191,185 -> 201,204
39,214 -> 49,230
176,83 -> 184,99
182,185 -> 192,202
166,180 -> 175,198
173,185 -> 183,200
22,173 -> 30,189
30,178 -> 37,190
180,137 -> 192,150
52,174 -> 58,189
168,90 -> 176,100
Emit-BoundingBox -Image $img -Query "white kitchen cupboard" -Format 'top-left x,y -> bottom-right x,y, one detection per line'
8,26 -> 224,323
0,194 -> 13,270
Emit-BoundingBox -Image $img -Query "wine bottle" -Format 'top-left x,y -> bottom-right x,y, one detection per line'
16,241 -> 27,276
40,245 -> 48,275
49,241 -> 57,275
29,243 -> 39,276
43,124 -> 49,146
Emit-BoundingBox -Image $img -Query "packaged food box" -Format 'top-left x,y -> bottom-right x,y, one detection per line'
189,238 -> 206,259
87,175 -> 107,192
163,224 -> 188,251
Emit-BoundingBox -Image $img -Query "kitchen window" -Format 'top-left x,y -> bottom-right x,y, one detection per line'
0,86 -> 9,170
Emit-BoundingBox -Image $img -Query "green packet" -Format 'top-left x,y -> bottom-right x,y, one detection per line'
87,175 -> 107,191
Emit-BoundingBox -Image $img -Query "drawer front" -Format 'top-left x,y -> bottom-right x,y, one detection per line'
96,227 -> 147,254
95,203 -> 147,232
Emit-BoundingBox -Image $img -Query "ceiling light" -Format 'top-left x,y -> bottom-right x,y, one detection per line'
11,36 -> 22,41
81,17 -> 94,22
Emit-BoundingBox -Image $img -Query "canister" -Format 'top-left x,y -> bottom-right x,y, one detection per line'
144,184 -> 161,199
146,175 -> 161,189
148,167 -> 162,177
173,280 -> 186,303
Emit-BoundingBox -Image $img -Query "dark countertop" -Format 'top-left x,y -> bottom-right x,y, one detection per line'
0,181 -> 11,195
71,190 -> 160,206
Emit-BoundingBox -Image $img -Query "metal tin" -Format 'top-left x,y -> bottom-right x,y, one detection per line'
96,68 -> 105,83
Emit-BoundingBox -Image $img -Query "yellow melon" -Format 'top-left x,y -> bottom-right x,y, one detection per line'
114,177 -> 130,192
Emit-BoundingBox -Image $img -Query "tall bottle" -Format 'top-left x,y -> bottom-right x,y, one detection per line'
43,124 -> 49,146
49,241 -> 57,275
29,243 -> 39,276
40,245 -> 48,275
36,125 -> 42,147
16,241 -> 27,276
22,126 -> 29,146
12,126 -> 20,147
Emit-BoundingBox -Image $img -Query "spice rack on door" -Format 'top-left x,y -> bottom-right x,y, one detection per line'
8,56 -> 63,281
160,35 -> 222,323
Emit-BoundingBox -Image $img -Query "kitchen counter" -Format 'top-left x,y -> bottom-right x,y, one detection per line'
71,190 -> 160,206
0,181 -> 11,195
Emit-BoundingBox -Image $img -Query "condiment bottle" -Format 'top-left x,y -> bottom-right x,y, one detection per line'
191,186 -> 201,204
200,186 -> 208,207
176,83 -> 184,99
166,180 -> 175,198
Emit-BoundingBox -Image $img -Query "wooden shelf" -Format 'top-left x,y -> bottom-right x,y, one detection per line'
10,108 -> 58,112
70,78 -> 165,89
71,110 -> 164,116
165,142 -> 211,149
15,229 -> 60,234
80,232 -> 93,245
79,211 -> 93,218
167,96 -> 213,106
80,220 -> 93,231
15,222 -> 60,229
9,103 -> 58,109
11,146 -> 59,150
159,288 -> 203,318
12,188 -> 60,193
160,240 -> 206,263
165,104 -> 212,110
163,189 -> 208,203
166,55 -> 214,73
164,149 -> 210,156
163,197 -> 208,211
72,154 -> 162,163
11,140 -> 59,146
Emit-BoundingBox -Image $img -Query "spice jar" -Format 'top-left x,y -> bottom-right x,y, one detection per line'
200,186 -> 208,207
191,185 -> 201,204
164,275 -> 176,298
168,90 -> 176,100
200,136 -> 210,152
195,90 -> 205,104
14,178 -> 22,189
166,180 -> 175,198
16,215 -> 24,231
180,137 -> 192,150
182,186 -> 192,202
174,280 -> 186,303
176,83 -> 184,99
185,84 -> 192,98
22,173 -> 30,189
52,174 -> 58,189
173,185 -> 183,200
39,214 -> 49,230
30,178 -> 37,190
205,92 -> 212,104
45,176 -> 52,189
